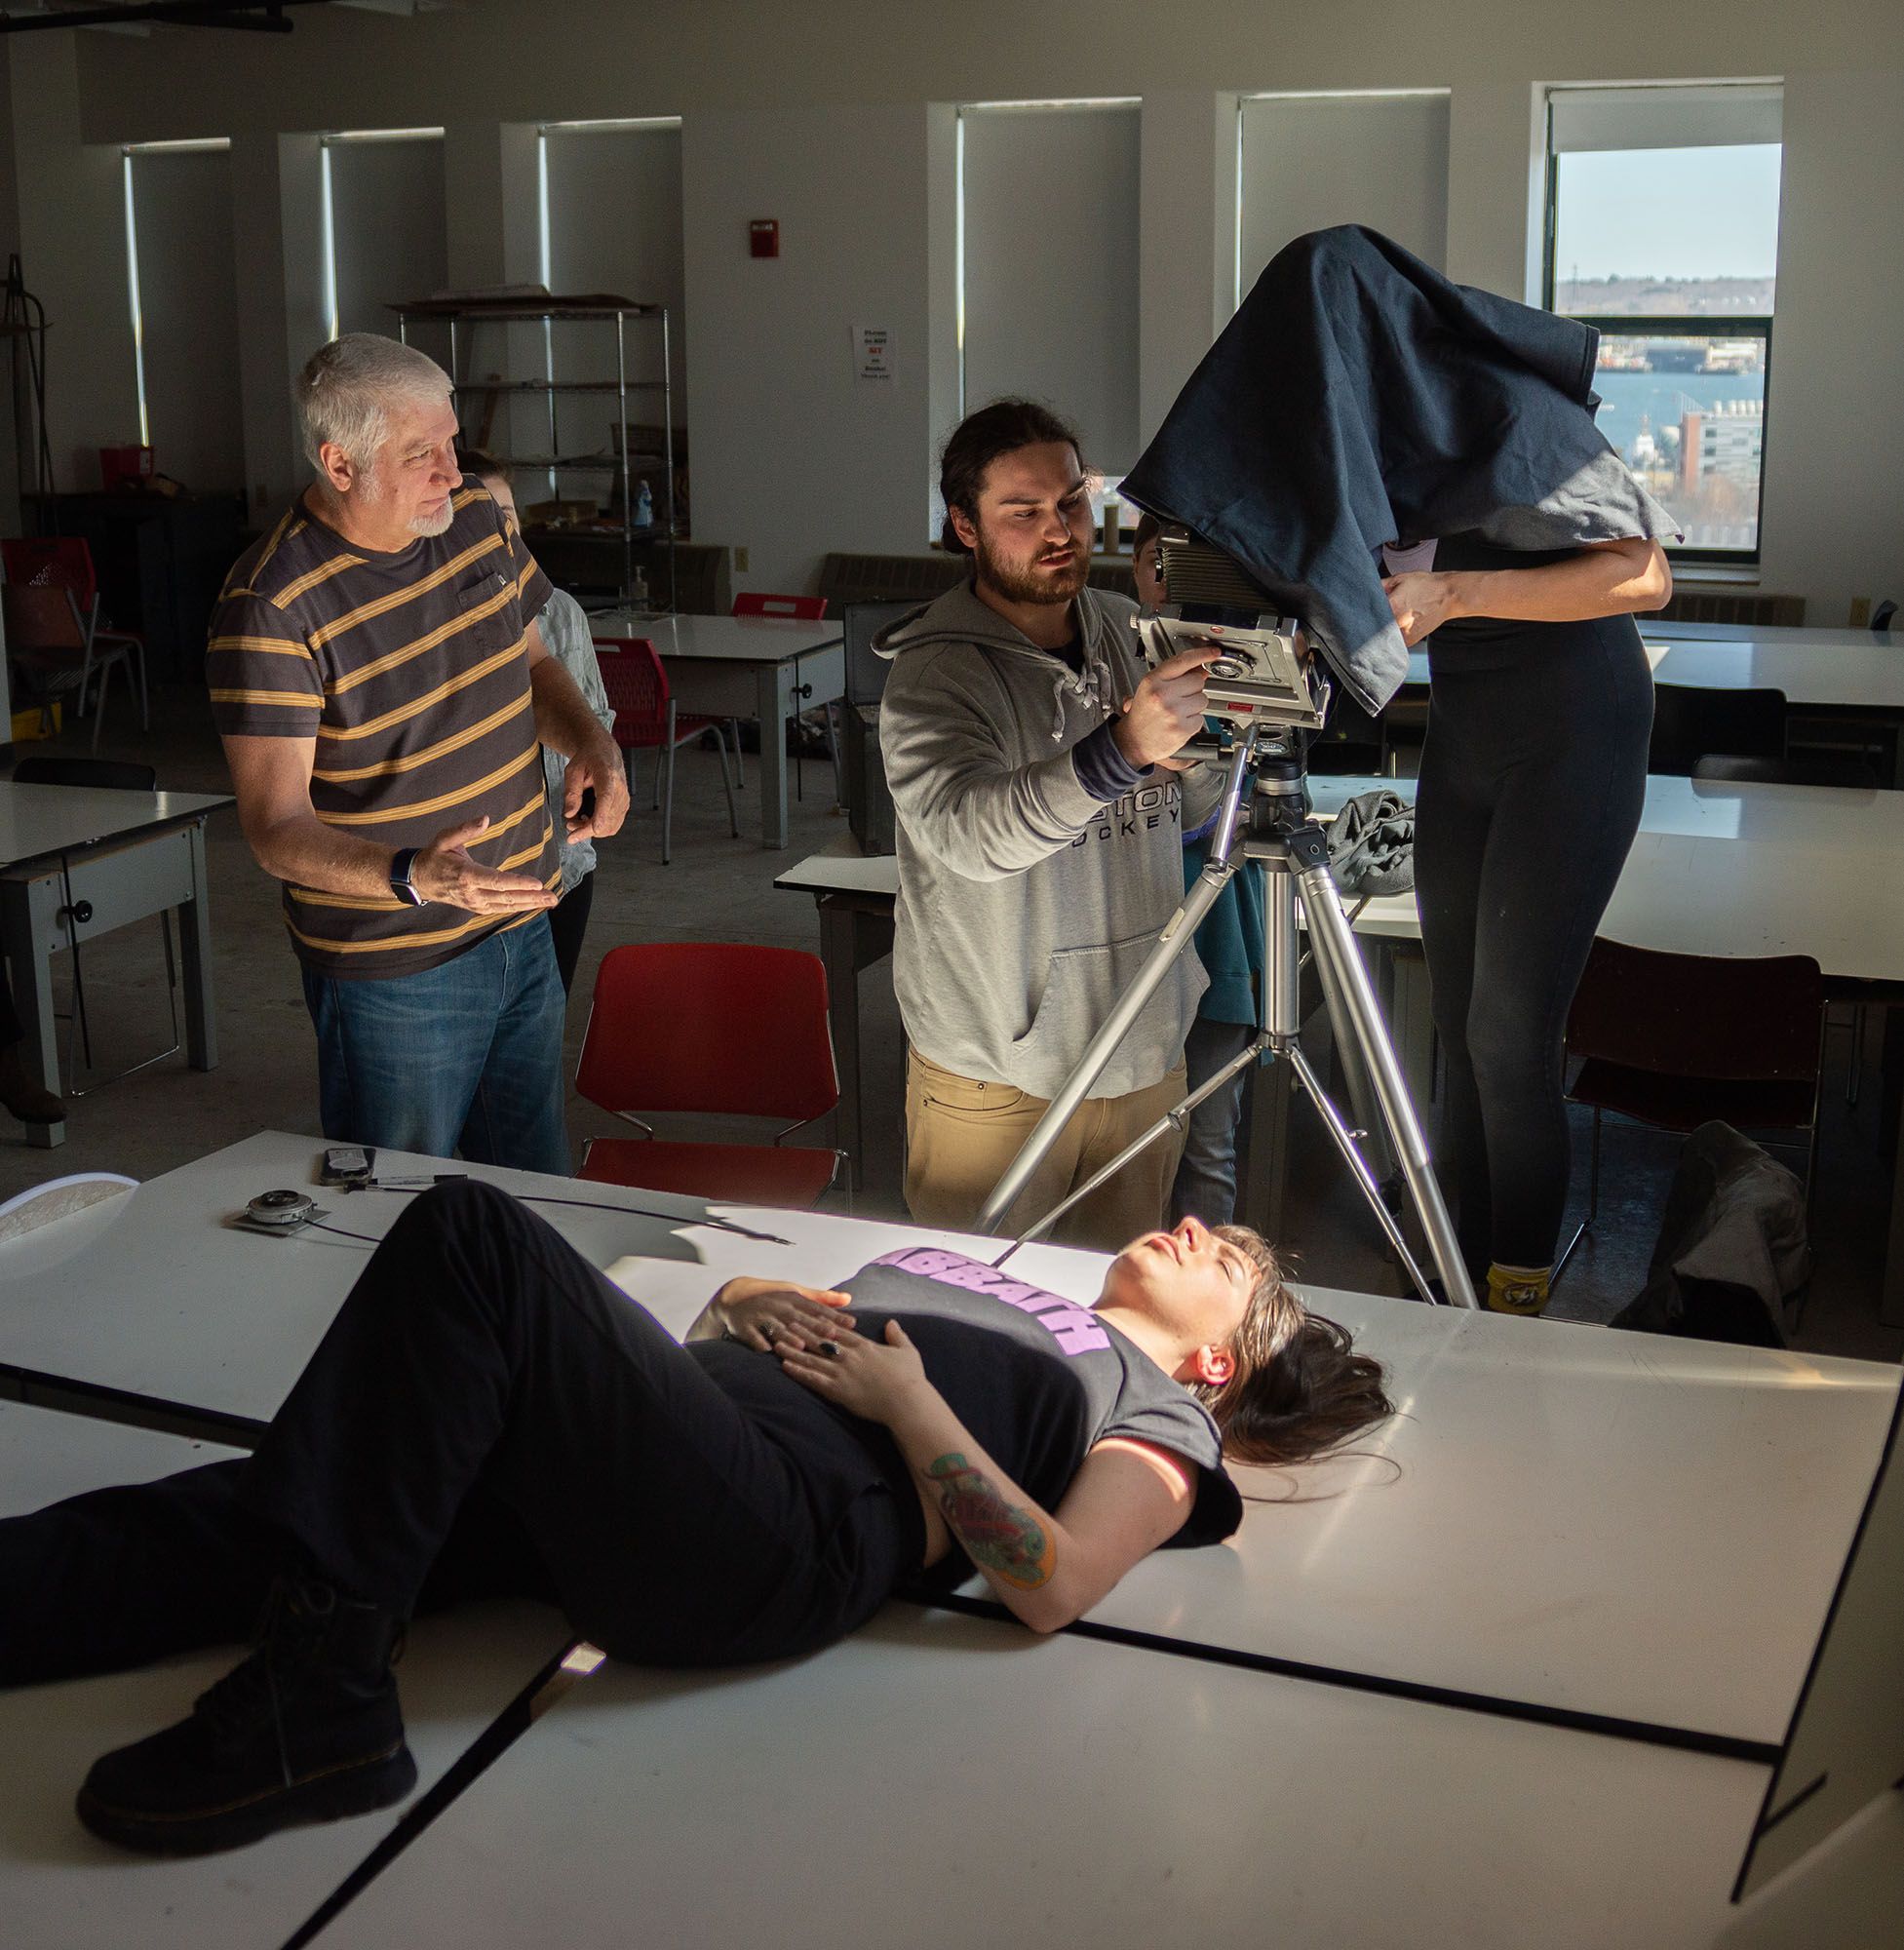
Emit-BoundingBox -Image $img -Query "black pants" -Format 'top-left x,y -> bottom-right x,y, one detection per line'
1414,618 -> 1651,1271
0,1184 -> 915,1686
547,871 -> 596,997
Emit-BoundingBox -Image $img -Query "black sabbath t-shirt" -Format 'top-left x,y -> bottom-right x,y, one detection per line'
693,1246 -> 1243,1585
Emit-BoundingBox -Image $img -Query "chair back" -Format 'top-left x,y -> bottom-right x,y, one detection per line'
1,582 -> 86,657
1566,938 -> 1823,1084
843,598 -> 914,708
3,536 -> 97,605
14,756 -> 157,792
1649,683 -> 1785,774
733,592 -> 827,622
1692,754 -> 1880,791
593,637 -> 669,745
578,943 -> 838,1124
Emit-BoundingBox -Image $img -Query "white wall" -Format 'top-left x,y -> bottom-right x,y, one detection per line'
7,1 -> 1897,617
682,103 -> 945,594
130,146 -> 245,492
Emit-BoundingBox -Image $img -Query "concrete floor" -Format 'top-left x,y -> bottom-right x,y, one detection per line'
5,681 -> 1898,1367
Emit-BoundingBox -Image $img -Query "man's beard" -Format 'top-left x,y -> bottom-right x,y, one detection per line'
407,499 -> 457,538
974,529 -> 1089,606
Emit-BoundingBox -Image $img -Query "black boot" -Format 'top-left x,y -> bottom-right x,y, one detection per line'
75,1578 -> 416,1855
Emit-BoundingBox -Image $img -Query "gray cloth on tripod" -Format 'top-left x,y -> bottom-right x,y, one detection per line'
1612,1121 -> 1811,1346
1119,224 -> 1681,715
1326,789 -> 1415,897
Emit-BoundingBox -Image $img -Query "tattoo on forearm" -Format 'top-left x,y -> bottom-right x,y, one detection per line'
925,1452 -> 1056,1590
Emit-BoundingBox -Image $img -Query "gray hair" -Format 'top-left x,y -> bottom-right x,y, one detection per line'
295,332 -> 452,473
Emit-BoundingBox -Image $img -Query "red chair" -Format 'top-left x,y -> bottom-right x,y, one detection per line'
3,538 -> 148,752
732,592 -> 828,622
593,636 -> 738,865
575,943 -> 845,1206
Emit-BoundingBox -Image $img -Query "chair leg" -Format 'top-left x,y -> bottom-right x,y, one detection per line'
728,720 -> 746,789
714,724 -> 740,838
1553,1107 -> 1604,1284
134,646 -> 149,731
88,658 -> 109,755
1846,1003 -> 1866,1109
661,702 -> 678,866
826,700 -> 846,808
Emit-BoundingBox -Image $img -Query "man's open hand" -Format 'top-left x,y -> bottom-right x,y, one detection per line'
410,815 -> 559,913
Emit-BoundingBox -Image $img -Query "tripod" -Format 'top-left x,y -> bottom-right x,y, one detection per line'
976,723 -> 1477,1307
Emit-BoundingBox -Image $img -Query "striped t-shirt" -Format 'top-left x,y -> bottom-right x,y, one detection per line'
206,486 -> 558,980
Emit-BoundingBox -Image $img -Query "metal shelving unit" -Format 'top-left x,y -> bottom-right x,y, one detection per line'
391,293 -> 678,608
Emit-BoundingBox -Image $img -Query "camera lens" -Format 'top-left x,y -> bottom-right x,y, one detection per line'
1208,655 -> 1248,680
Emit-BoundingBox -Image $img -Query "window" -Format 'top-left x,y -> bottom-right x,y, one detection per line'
1544,84 -> 1783,560
956,99 -> 1142,487
320,129 -> 447,359
1237,91 -> 1450,307
121,139 -> 244,492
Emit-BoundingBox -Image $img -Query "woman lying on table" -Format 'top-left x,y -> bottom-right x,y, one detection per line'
0,1180 -> 1390,1856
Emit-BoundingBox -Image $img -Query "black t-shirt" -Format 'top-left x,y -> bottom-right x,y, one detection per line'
688,1247 -> 1243,1589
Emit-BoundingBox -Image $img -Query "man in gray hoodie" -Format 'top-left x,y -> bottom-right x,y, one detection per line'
876,401 -> 1224,1250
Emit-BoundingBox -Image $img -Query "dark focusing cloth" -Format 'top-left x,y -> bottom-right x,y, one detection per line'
205,485 -> 557,979
1119,224 -> 1679,714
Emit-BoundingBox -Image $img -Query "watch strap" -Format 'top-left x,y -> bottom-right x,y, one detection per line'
389,846 -> 425,907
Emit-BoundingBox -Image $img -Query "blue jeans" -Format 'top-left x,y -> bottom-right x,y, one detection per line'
1169,1017 -> 1257,1228
301,918 -> 570,1177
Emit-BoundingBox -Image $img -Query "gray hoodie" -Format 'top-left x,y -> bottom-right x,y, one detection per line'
875,578 -> 1220,1100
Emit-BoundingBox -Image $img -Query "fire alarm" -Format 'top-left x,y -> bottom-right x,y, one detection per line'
749,219 -> 779,259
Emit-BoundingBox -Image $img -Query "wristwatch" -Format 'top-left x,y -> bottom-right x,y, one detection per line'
388,846 -> 426,907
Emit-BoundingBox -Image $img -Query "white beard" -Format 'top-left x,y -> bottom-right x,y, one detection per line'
407,500 -> 456,538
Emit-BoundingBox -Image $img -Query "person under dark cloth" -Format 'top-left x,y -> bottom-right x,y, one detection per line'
0,1182 -> 1390,1857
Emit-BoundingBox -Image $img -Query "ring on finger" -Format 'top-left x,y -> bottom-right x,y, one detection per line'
761,1324 -> 778,1346
818,1340 -> 840,1358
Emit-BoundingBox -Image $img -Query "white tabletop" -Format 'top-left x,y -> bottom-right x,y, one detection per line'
0,782 -> 232,874
0,1398 -> 568,1950
3,1131 -> 1894,1749
1401,636 -> 1904,709
587,611 -> 842,665
1648,619 -> 1894,649
315,1604 -> 1904,1950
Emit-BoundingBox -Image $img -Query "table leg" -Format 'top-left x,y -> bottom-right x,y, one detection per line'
755,663 -> 794,849
178,821 -> 218,1071
819,900 -> 864,1189
1,875 -> 65,1149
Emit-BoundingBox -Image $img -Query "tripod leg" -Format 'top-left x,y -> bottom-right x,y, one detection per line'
1302,889 -> 1394,1185
1285,1046 -> 1438,1298
1289,831 -> 1476,1307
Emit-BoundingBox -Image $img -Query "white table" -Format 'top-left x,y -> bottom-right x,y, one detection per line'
1399,636 -> 1904,711
0,1398 -> 569,1950
316,1605 -> 1904,1950
1647,619 -> 1895,649
4,1141 -> 1898,1942
0,1130 -> 1893,1749
0,782 -> 230,1147
589,610 -> 845,847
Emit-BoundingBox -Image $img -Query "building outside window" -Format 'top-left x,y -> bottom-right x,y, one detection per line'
1544,83 -> 1782,560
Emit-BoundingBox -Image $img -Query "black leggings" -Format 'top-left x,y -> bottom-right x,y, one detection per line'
547,871 -> 596,996
0,1184 -> 917,1687
1414,618 -> 1651,1271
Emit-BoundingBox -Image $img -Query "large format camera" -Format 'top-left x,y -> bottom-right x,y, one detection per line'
1130,524 -> 1328,733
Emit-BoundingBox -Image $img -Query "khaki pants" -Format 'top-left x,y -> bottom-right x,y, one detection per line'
904,1049 -> 1187,1254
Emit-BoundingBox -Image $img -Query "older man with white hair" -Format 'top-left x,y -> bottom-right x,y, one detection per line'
206,333 -> 628,1174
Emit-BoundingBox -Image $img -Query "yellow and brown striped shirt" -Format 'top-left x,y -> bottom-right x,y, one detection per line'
206,486 -> 558,980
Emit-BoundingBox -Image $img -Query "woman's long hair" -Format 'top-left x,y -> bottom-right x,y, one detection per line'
1189,1226 -> 1394,1467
